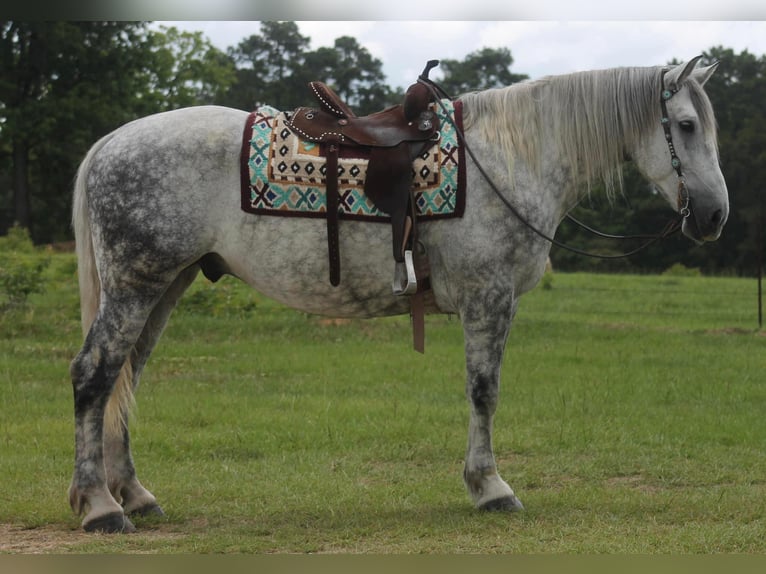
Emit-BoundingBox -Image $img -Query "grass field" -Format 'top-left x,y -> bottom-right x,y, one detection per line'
1,251 -> 765,553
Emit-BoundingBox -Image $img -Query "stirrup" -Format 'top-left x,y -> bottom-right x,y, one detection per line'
392,250 -> 417,296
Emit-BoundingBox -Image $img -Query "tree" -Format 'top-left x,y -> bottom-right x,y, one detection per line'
550,164 -> 684,274
0,22 -> 149,233
438,47 -> 528,95
318,36 -> 391,115
697,47 -> 766,276
0,21 -> 235,242
225,25 -> 397,114
225,21 -> 311,110
140,26 -> 235,112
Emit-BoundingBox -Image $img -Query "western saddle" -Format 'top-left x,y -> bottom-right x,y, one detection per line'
284,61 -> 442,352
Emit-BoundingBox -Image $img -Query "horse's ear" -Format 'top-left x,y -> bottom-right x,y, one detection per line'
692,60 -> 720,87
664,55 -> 704,90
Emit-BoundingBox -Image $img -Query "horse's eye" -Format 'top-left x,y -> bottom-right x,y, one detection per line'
679,120 -> 695,133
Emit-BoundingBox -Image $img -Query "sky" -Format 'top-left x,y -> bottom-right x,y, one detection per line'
156,20 -> 766,90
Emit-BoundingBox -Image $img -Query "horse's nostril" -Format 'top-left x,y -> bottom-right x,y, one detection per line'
711,209 -> 723,226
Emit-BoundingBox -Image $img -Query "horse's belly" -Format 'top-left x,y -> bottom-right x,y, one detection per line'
218,218 -> 412,318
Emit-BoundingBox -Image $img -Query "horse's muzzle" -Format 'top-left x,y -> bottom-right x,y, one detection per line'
682,198 -> 728,243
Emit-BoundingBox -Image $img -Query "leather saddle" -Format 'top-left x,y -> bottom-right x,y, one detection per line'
284,61 -> 441,301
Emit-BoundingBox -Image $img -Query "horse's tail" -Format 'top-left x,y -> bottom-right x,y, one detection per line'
72,133 -> 134,438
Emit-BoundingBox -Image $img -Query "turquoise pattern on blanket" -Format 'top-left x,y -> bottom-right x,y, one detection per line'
244,101 -> 463,220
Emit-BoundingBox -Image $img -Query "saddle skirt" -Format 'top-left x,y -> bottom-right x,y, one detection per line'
240,100 -> 466,222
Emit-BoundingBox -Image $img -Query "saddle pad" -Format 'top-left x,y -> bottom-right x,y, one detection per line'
240,100 -> 465,221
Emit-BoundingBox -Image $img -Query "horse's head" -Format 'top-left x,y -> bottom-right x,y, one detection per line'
632,56 -> 729,243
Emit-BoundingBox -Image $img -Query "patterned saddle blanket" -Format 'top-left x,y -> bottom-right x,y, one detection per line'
240,100 -> 465,222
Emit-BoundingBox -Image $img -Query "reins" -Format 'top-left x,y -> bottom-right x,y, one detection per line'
416,62 -> 688,260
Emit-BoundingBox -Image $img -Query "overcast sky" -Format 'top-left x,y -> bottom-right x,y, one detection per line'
157,20 -> 766,90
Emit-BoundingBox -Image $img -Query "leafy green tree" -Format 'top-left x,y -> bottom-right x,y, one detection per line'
439,47 -> 528,95
140,26 -> 235,111
318,36 -> 390,115
551,165 -> 684,274
0,21 -> 235,242
225,21 -> 311,110
0,22 -> 151,234
697,47 -> 766,276
225,25 -> 397,114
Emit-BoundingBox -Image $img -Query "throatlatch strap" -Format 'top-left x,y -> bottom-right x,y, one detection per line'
326,142 -> 341,286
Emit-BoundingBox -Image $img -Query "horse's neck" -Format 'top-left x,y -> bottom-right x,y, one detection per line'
537,155 -> 582,226
514,116 -> 583,224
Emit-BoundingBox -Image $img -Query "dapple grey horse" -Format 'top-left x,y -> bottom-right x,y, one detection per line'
69,57 -> 727,532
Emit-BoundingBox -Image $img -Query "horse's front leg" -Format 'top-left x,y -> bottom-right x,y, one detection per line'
460,290 -> 524,511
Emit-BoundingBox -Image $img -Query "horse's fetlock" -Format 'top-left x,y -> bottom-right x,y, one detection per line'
464,465 -> 498,495
68,483 -> 87,516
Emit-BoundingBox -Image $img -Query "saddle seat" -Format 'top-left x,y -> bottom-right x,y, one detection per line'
288,81 -> 439,148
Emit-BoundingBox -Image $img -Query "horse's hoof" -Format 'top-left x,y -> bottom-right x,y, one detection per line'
83,512 -> 136,533
129,503 -> 165,518
479,495 -> 525,512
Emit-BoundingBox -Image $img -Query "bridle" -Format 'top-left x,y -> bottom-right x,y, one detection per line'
660,71 -> 692,220
418,63 -> 691,260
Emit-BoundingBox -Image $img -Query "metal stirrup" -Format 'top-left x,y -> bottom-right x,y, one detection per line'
392,250 -> 418,295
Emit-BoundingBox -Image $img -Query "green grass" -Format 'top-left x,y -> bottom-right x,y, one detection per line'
1,253 -> 765,553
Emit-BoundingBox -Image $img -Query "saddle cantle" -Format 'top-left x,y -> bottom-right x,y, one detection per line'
309,81 -> 356,119
283,60 -> 443,352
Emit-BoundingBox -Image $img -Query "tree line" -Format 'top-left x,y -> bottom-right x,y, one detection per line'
1,21 -> 764,276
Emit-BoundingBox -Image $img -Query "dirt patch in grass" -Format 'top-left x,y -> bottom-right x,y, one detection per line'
0,523 -> 88,554
0,522 -> 188,554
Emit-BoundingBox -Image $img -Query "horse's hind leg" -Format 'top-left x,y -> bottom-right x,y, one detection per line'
69,296 -> 152,532
69,265 -> 189,533
460,289 -> 525,512
102,266 -> 200,519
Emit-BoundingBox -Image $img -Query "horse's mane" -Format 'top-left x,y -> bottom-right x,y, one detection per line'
460,66 -> 718,198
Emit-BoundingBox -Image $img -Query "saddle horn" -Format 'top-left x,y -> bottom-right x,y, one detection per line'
405,60 -> 441,122
419,60 -> 440,81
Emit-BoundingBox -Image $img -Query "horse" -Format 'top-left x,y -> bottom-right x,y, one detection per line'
68,56 -> 728,533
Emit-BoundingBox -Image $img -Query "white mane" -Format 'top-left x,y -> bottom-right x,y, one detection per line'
460,66 -> 718,198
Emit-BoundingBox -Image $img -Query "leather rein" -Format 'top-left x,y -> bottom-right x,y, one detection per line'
418,66 -> 692,260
